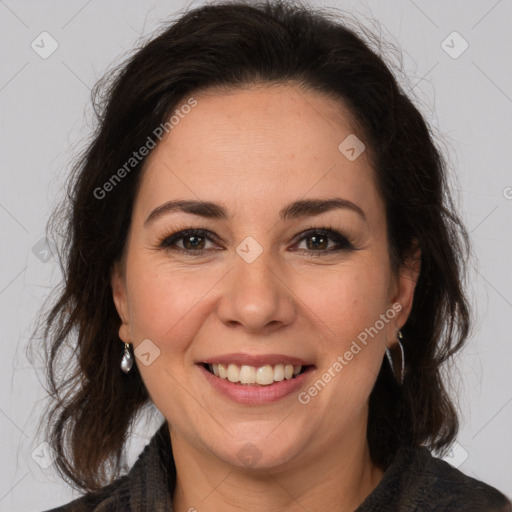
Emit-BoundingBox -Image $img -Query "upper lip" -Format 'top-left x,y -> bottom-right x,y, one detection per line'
199,353 -> 314,367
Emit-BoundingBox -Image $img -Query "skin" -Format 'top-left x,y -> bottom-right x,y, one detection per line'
111,83 -> 420,512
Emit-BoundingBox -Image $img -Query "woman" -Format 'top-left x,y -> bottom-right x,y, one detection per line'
36,0 -> 511,510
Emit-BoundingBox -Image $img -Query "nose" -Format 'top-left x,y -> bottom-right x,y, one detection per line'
216,245 -> 297,335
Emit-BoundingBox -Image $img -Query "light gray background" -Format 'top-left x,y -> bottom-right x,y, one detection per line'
1,0 -> 511,510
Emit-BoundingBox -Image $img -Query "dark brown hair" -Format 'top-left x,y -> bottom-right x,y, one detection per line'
29,0 -> 471,493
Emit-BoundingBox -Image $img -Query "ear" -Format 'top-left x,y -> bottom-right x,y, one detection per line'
390,242 -> 421,332
111,260 -> 132,343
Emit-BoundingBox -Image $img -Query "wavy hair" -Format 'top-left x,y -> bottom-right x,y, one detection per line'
29,0 -> 471,492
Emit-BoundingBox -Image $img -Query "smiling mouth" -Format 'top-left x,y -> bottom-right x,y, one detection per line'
202,362 -> 312,386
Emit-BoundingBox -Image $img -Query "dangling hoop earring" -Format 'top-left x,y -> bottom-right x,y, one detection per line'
120,342 -> 134,373
385,329 -> 405,385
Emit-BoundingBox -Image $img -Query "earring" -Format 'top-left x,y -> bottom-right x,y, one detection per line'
385,329 -> 405,385
120,342 -> 133,373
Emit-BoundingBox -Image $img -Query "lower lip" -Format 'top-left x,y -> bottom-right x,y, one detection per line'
198,364 -> 314,405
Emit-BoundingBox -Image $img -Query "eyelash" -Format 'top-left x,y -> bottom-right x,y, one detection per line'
157,225 -> 355,257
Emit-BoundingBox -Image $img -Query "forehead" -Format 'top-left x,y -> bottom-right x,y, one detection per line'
134,83 -> 381,222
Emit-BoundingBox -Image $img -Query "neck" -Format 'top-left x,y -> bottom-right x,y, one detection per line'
169,423 -> 383,512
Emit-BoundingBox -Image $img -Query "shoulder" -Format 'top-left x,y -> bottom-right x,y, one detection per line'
397,446 -> 511,511
41,420 -> 174,512
41,475 -> 131,512
358,445 -> 511,512
411,446 -> 511,511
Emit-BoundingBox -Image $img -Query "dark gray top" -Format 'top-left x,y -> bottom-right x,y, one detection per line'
44,421 -> 512,511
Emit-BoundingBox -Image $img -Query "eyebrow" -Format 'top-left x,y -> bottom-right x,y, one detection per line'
144,197 -> 367,227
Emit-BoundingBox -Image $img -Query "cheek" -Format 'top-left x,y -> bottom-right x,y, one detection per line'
296,260 -> 394,409
124,257 -> 220,348
296,260 -> 393,345
299,266 -> 392,413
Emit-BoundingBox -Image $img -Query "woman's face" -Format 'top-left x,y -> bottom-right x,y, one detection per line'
112,83 -> 418,471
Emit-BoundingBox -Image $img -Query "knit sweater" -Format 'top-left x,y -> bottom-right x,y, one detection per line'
43,421 -> 511,512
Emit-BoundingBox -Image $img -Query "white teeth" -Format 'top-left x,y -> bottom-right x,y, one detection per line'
274,364 -> 284,381
227,363 -> 240,383
218,363 -> 228,379
239,365 -> 256,383
256,365 -> 274,385
208,363 -> 304,385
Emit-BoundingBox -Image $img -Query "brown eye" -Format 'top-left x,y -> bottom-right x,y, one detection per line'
305,233 -> 329,251
295,228 -> 354,255
181,233 -> 206,250
159,229 -> 218,253
159,227 -> 354,257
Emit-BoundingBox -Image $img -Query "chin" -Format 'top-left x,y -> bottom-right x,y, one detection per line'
205,431 -> 306,471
